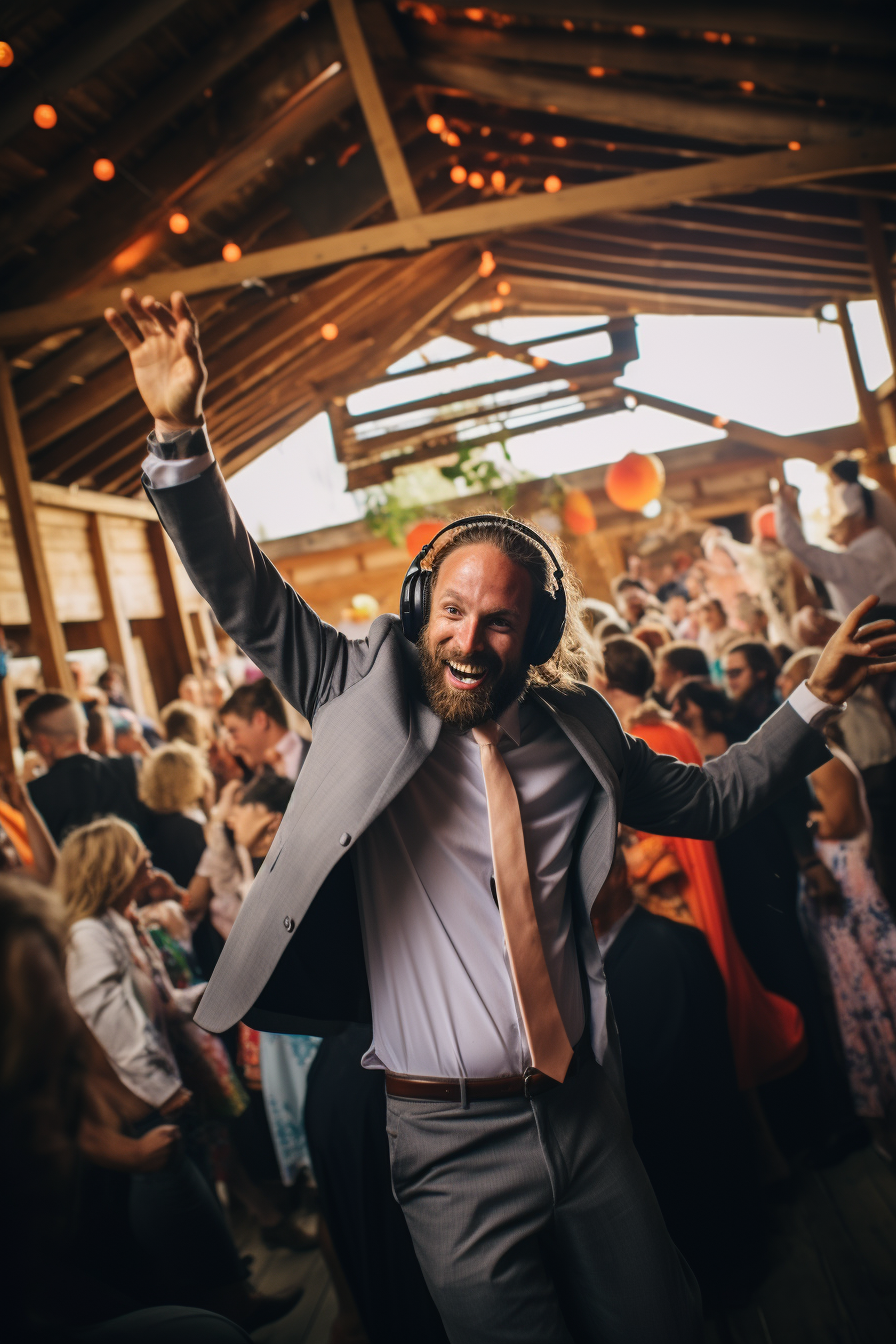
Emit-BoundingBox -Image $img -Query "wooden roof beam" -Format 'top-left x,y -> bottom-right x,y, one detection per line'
415,55 -> 873,147
3,131 -> 896,346
412,21 -> 896,109
331,0 -> 426,241
433,2 -> 896,53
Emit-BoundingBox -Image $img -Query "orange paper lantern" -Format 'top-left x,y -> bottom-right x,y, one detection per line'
405,518 -> 443,558
426,113 -> 445,134
605,452 -> 665,512
93,157 -> 115,181
562,489 -> 596,536
0,41 -> 14,67
222,242 -> 242,262
33,103 -> 57,129
450,164 -> 467,183
752,504 -> 777,542
321,322 -> 339,341
544,175 -> 562,193
168,212 -> 189,234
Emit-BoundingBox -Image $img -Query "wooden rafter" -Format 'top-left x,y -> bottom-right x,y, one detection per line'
3,129 -> 896,345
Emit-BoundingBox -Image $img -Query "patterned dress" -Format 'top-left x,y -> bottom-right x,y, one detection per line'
799,750 -> 896,1119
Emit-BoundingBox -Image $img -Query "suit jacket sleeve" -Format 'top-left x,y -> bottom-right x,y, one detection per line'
619,700 -> 830,840
144,460 -> 381,721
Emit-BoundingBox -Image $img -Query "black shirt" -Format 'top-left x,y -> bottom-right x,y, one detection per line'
28,753 -> 150,845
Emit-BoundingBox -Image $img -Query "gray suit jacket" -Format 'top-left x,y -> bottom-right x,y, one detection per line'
145,462 -> 830,1041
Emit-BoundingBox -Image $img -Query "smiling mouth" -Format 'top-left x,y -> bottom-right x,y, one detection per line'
444,660 -> 489,690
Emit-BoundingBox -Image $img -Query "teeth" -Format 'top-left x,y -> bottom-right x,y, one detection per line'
449,661 -> 485,677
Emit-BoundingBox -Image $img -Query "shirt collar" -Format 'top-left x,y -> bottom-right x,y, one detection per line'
496,699 -> 521,745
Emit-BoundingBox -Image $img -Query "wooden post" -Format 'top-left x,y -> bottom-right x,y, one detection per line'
861,198 -> 896,374
0,675 -> 18,775
0,355 -> 74,693
835,300 -> 896,498
147,521 -> 202,682
87,513 -> 147,716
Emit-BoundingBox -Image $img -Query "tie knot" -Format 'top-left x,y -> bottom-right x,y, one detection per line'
471,720 -> 500,748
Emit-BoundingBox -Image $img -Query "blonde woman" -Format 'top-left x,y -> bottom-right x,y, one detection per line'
139,740 -> 210,889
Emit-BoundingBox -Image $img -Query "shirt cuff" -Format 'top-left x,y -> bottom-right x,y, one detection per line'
787,679 -> 845,729
143,425 -> 214,489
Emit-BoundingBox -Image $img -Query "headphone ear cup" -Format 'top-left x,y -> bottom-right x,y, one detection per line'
400,567 -> 431,644
527,590 -> 567,666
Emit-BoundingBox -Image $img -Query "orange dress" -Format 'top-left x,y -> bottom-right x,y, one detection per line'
629,717 -> 806,1090
0,800 -> 33,867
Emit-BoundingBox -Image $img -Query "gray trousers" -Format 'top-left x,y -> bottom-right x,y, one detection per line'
386,1059 -> 704,1344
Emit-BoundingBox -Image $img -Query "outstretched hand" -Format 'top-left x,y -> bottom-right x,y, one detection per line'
104,289 -> 207,433
806,596 -> 896,705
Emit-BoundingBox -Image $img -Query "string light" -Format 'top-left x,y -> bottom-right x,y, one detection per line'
222,242 -> 242,262
588,66 -> 606,77
552,135 -> 568,148
465,7 -> 484,19
788,140 -> 801,151
426,113 -> 445,133
490,298 -> 503,312
168,212 -> 190,234
532,356 -> 549,369
544,175 -> 562,193
712,415 -> 729,428
468,170 -> 485,188
562,20 -> 574,31
703,30 -> 719,41
496,280 -> 511,296
480,125 -> 491,136
321,322 -> 339,340
721,32 -> 731,43
444,130 -> 460,146
93,158 -> 115,181
450,164 -> 467,183
478,250 -> 496,277
33,104 -> 57,129
0,41 -> 13,66
519,132 -> 534,145
605,142 -> 616,151
629,24 -> 646,37
490,169 -> 506,191
739,80 -> 755,92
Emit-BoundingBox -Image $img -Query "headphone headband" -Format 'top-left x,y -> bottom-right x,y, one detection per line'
399,513 -> 567,666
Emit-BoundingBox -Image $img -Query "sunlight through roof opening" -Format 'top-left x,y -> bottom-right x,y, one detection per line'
386,334 -> 474,375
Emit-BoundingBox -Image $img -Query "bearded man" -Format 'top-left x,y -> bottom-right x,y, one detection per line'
107,289 -> 896,1344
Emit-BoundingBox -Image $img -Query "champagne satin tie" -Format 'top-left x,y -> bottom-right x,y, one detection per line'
472,720 -> 573,1083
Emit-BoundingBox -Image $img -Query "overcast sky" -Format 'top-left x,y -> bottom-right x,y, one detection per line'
226,300 -> 891,542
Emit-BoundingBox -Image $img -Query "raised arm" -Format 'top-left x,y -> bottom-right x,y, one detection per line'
105,289 -> 379,720
621,596 -> 896,839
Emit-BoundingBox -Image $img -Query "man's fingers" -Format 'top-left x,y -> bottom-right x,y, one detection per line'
122,288 -> 160,338
144,296 -> 177,336
854,618 -> 896,639
104,307 -> 142,353
842,594 -> 880,638
867,660 -> 896,676
171,290 -> 198,329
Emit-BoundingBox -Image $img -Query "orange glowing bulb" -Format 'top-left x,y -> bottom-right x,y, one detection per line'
562,19 -> 574,31
629,24 -> 646,37
222,242 -> 242,262
552,135 -> 568,148
544,175 -> 562,193
491,169 -> 506,191
465,8 -> 484,19
0,41 -> 14,66
739,80 -> 755,92
168,212 -> 190,234
92,158 -> 115,181
532,356 -> 549,370
33,103 -> 57,129
788,140 -> 801,151
490,298 -> 504,312
426,113 -> 446,134
519,132 -> 534,145
712,415 -> 729,429
496,280 -> 511,296
480,125 -> 491,136
703,30 -> 719,41
721,32 -> 731,43
450,164 -> 467,183
605,142 -> 616,151
478,250 -> 496,277
468,170 -> 485,189
444,130 -> 460,146
321,322 -> 339,341
588,66 -> 606,77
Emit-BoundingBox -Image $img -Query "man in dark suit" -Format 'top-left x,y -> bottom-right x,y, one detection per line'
592,841 -> 766,1306
104,285 -> 896,1344
25,692 -> 149,844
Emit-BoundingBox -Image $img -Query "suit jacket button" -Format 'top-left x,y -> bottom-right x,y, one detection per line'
339,832 -> 351,847
283,916 -> 294,932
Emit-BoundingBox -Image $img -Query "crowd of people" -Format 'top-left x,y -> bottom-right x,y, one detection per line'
4,460 -> 896,1342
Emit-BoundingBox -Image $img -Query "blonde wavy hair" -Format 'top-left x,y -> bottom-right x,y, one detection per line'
426,513 -> 588,692
56,817 -> 146,925
139,740 -> 207,814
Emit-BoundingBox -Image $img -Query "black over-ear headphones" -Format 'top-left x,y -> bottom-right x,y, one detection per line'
400,515 -> 567,667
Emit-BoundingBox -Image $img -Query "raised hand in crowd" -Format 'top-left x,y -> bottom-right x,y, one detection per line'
807,596 -> 896,704
105,288 -> 207,433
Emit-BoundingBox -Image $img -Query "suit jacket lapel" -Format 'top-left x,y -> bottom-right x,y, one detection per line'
532,688 -> 622,812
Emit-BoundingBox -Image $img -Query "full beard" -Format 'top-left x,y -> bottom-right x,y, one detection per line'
417,630 -> 530,731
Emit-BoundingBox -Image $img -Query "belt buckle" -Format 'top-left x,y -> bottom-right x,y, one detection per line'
523,1065 -> 539,1099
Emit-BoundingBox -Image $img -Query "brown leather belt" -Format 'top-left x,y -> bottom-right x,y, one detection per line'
385,1036 -> 593,1103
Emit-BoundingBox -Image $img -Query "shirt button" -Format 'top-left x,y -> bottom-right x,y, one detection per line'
283,916 -> 294,932
339,832 -> 351,847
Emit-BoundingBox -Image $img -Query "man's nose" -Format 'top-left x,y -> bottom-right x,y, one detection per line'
454,617 -> 485,654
